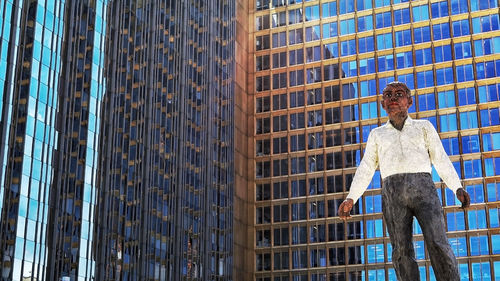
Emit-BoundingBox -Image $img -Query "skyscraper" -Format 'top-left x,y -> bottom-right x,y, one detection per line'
93,1 -> 235,280
0,0 -> 243,280
1,0 -> 500,281
0,1 -> 106,280
251,0 -> 500,280
46,1 -> 108,280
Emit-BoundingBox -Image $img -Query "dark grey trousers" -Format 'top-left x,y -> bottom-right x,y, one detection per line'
382,173 -> 460,281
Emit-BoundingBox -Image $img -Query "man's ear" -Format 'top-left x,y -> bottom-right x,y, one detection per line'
380,99 -> 386,110
407,95 -> 413,107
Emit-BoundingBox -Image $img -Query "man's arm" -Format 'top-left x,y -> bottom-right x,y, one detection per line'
425,121 -> 470,208
339,131 -> 379,219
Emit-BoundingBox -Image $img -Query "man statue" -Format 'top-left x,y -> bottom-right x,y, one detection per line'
338,81 -> 470,281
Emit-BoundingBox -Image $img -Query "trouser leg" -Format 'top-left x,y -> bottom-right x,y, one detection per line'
413,174 -> 460,281
382,175 -> 420,281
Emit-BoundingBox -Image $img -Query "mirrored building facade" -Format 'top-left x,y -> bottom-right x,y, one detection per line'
251,0 -> 500,280
0,0 -> 243,280
0,0 -> 107,280
94,0 -> 235,280
46,1 -> 108,280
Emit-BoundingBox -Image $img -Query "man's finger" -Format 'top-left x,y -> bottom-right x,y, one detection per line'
461,192 -> 470,208
339,212 -> 350,221
457,188 -> 471,209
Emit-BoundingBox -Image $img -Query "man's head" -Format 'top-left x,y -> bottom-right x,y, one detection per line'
380,81 -> 413,120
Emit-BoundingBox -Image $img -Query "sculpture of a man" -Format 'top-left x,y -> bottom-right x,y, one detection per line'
338,81 -> 470,281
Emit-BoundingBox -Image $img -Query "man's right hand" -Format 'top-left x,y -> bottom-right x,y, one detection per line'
338,199 -> 354,221
456,188 -> 470,209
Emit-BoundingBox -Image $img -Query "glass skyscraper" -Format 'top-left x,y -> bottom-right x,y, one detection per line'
93,1 -> 235,280
1,0 -> 500,281
0,0 -> 238,280
0,0 -> 107,280
252,0 -> 500,280
45,1 -> 108,280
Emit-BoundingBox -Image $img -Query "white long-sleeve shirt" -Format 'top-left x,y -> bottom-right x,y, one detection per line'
346,116 -> 462,204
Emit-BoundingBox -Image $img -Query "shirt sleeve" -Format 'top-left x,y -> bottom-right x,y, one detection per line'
346,130 -> 379,204
424,121 -> 462,193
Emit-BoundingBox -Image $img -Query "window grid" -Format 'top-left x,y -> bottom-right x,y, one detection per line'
253,1 -> 500,279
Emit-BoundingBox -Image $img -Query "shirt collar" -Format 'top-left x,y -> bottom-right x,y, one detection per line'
385,115 -> 413,130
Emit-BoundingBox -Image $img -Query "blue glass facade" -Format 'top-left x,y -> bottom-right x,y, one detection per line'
0,1 -> 65,279
0,0 -> 22,227
0,1 -> 106,280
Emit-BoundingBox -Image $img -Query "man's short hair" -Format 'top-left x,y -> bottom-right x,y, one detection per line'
382,81 -> 411,97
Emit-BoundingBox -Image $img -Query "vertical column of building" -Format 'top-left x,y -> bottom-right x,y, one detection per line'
153,1 -> 179,280
170,2 -> 192,278
95,0 -> 182,279
94,1 -> 152,279
95,0 -> 236,280
45,0 -> 107,280
83,1 -> 107,279
0,0 -> 25,277
0,0 -> 65,280
0,0 -> 23,227
203,0 -> 235,279
137,1 -> 168,279
173,0 -> 236,279
233,0 -> 255,280
177,1 -> 203,279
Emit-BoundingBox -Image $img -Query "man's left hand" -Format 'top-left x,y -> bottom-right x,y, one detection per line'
456,188 -> 470,209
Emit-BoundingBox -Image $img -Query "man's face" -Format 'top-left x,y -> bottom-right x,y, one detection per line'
380,85 -> 412,118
